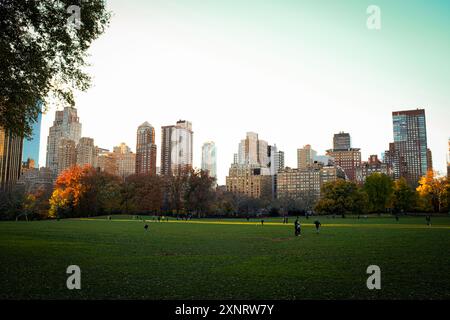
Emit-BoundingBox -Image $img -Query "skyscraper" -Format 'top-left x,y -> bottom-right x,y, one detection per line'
237,132 -> 269,167
226,165 -> 272,199
113,143 -> 136,179
161,125 -> 174,176
268,145 -> 284,175
326,132 -> 361,182
391,109 -> 430,185
136,122 -> 157,175
97,152 -> 118,176
57,138 -> 76,173
333,132 -> 351,150
0,126 -> 23,191
113,143 -> 131,154
76,137 -> 97,167
160,120 -> 193,175
268,145 -> 284,199
201,141 -> 217,179
274,150 -> 285,173
297,144 -> 317,169
22,101 -> 42,168
46,106 -> 82,174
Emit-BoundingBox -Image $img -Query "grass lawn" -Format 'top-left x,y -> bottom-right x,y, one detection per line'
1,215 -> 449,300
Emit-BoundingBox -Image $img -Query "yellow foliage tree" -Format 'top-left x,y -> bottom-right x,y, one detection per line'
416,170 -> 448,213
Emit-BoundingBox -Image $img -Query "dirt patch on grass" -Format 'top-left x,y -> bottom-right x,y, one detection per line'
270,237 -> 294,242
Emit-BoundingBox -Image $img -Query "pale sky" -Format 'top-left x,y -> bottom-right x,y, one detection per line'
39,0 -> 450,184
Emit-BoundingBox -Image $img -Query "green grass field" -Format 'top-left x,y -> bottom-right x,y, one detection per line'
1,215 -> 449,300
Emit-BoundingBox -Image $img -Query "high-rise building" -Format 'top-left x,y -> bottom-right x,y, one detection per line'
201,141 -> 217,179
356,155 -> 393,184
272,147 -> 285,174
0,127 -> 23,191
22,102 -> 42,168
297,144 -> 317,169
226,164 -> 272,199
426,149 -> 433,172
277,163 -> 346,205
227,133 -> 275,199
136,122 -> 157,175
76,137 -> 97,168
326,132 -> 361,181
391,109 -> 430,185
57,138 -> 76,173
113,143 -> 136,179
333,132 -> 351,150
113,143 -> 131,154
160,120 -> 193,175
46,106 -> 82,174
267,145 -> 284,199
384,142 -> 407,180
237,132 -> 269,167
161,125 -> 174,176
97,148 -> 118,176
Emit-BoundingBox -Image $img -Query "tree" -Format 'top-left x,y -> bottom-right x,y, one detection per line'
363,173 -> 394,213
125,174 -> 164,215
49,165 -> 121,218
79,169 -> 122,215
212,189 -> 237,216
184,169 -> 216,217
0,0 -> 110,137
391,178 -> 416,213
164,169 -> 190,216
416,171 -> 448,213
315,180 -> 369,217
0,185 -> 26,220
49,166 -> 84,218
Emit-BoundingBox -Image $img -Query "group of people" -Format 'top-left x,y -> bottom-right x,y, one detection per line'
293,217 -> 321,236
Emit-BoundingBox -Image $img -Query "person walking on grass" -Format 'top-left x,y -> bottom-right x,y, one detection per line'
426,215 -> 431,226
144,223 -> 149,231
295,218 -> 301,236
314,220 -> 321,234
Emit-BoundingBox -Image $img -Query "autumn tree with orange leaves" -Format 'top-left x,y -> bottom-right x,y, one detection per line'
49,165 -> 121,218
416,170 -> 449,213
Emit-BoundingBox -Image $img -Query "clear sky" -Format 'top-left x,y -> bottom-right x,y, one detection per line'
39,0 -> 450,184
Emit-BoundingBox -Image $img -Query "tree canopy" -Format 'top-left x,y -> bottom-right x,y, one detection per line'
315,180 -> 369,217
363,173 -> 394,213
0,0 -> 110,137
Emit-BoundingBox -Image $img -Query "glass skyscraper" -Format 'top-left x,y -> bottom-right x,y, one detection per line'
22,102 -> 42,168
201,141 -> 217,179
392,109 -> 430,185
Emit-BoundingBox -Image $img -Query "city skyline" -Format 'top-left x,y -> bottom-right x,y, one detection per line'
37,0 -> 450,184
38,106 -> 447,185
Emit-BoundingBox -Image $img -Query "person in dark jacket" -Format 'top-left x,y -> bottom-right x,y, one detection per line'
314,220 -> 321,234
294,218 -> 301,236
